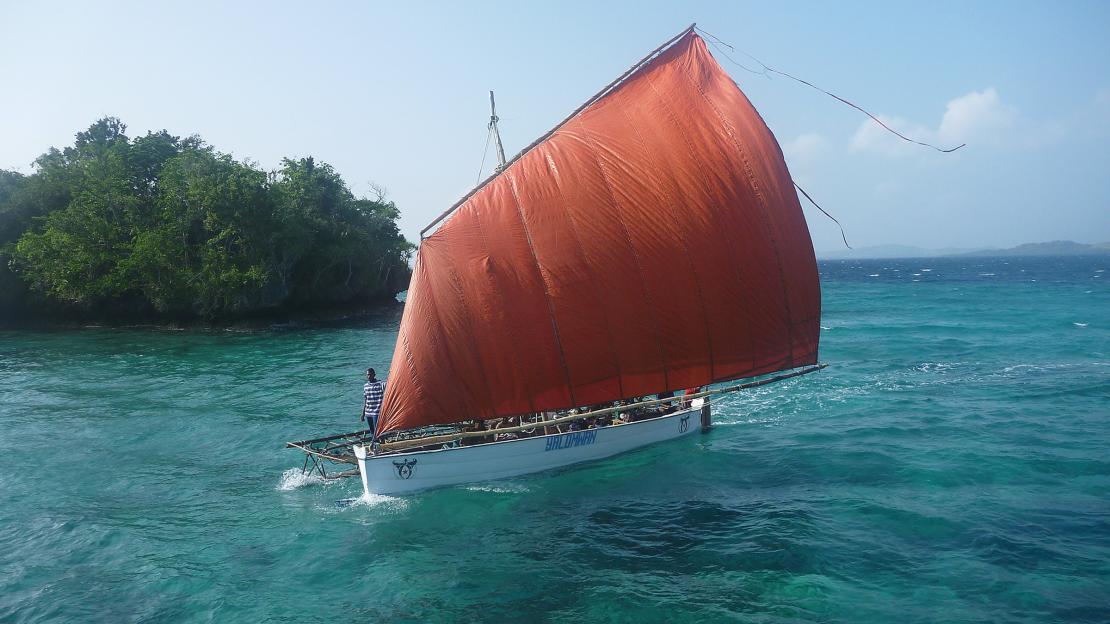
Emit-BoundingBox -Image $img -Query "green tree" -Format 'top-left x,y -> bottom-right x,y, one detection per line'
269,157 -> 411,307
2,117 -> 412,323
13,118 -> 142,309
137,146 -> 272,316
0,170 -> 32,317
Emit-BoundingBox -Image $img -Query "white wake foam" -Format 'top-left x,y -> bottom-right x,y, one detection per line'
463,482 -> 530,494
333,491 -> 409,512
277,468 -> 329,491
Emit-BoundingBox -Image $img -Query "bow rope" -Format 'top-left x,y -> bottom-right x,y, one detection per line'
695,26 -> 964,249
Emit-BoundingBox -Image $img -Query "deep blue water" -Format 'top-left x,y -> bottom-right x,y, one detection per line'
1,256 -> 1108,623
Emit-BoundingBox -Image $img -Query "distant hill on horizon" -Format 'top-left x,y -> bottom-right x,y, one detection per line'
956,240 -> 1110,257
818,244 -> 984,259
818,240 -> 1110,260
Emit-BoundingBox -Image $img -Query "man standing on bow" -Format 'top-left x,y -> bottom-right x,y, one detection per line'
361,368 -> 386,433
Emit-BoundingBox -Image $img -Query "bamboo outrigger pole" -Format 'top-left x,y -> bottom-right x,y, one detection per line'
375,363 -> 826,453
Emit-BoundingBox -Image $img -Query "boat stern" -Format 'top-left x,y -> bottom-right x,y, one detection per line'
353,444 -> 372,498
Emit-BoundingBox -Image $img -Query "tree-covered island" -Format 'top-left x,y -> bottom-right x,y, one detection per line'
0,118 -> 413,325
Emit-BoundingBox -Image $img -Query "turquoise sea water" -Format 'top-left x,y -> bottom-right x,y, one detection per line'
1,256 -> 1108,623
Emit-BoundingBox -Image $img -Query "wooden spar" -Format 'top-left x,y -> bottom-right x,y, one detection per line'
419,22 -> 697,239
285,428 -> 376,468
286,428 -> 372,448
375,363 -> 826,453
489,91 -> 508,171
286,441 -> 359,465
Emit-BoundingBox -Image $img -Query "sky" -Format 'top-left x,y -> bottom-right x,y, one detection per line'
2,0 -> 1108,252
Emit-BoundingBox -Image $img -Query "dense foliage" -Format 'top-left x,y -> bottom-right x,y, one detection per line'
0,118 -> 412,323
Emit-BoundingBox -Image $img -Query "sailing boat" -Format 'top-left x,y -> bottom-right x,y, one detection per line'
288,24 -> 825,496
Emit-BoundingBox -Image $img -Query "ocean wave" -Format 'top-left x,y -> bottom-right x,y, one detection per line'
913,362 -> 964,373
998,362 -> 1103,374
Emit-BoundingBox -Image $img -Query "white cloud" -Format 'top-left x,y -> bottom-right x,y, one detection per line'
783,133 -> 828,164
849,87 -> 1019,155
937,88 -> 1016,144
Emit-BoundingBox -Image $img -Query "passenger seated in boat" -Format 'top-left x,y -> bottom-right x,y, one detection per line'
461,420 -> 489,446
682,386 -> 702,408
621,397 -> 650,422
656,390 -> 676,414
611,400 -> 628,424
486,415 -> 510,439
514,413 -> 540,438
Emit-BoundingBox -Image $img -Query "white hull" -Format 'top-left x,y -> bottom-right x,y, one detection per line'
353,402 -> 704,495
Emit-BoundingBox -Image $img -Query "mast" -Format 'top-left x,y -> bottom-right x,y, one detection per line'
420,24 -> 696,239
489,90 -> 508,172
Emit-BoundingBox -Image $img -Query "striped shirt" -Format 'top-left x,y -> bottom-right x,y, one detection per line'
363,379 -> 386,425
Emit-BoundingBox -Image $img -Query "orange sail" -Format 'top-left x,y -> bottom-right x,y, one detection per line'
376,30 -> 820,436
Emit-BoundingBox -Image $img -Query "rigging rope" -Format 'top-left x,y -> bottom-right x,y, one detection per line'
695,26 -> 966,153
695,26 -> 968,249
794,181 -> 851,249
476,125 -> 494,185
703,36 -> 770,79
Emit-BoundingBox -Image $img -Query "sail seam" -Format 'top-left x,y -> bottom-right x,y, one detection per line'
505,171 -> 578,409
396,332 -> 423,431
426,236 -> 499,419
576,121 -> 672,392
643,68 -> 763,379
408,248 -> 477,421
683,40 -> 798,371
635,75 -> 718,384
639,41 -> 759,379
542,148 -> 627,399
